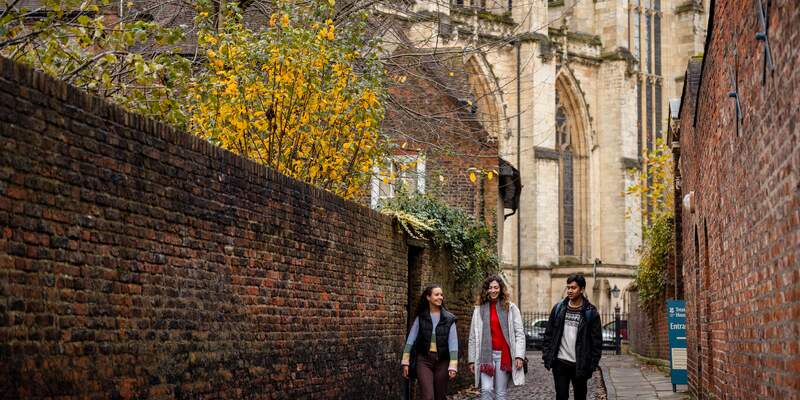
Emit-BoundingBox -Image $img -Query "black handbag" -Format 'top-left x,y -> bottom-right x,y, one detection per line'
522,356 -> 529,374
408,348 -> 417,381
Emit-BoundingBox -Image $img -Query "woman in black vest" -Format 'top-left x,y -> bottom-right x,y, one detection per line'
401,284 -> 458,400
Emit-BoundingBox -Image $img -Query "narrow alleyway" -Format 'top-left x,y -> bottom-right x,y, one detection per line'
449,351 -> 600,400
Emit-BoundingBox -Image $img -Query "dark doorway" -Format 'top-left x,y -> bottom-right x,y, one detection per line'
403,245 -> 424,400
407,246 -> 423,330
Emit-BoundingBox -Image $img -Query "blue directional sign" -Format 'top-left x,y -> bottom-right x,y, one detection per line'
667,300 -> 687,390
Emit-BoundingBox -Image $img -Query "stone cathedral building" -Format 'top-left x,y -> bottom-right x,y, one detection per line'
381,0 -> 709,313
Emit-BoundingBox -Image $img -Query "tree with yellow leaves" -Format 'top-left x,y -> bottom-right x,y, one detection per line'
626,136 -> 675,306
189,0 -> 386,200
2,0 -> 387,200
625,137 -> 674,222
0,0 -> 191,126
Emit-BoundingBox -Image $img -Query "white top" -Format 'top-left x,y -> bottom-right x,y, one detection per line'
557,304 -> 582,363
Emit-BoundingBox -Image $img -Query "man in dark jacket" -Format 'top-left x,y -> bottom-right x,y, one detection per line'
541,273 -> 602,400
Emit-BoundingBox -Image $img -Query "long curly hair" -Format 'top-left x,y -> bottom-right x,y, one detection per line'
415,284 -> 447,318
476,275 -> 511,309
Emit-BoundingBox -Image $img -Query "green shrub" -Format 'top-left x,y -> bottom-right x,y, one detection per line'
635,211 -> 674,306
379,192 -> 499,286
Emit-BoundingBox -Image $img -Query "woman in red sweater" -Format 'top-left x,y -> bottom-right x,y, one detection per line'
467,275 -> 526,399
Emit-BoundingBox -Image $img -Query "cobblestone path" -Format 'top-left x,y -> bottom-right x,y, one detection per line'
450,351 -> 603,400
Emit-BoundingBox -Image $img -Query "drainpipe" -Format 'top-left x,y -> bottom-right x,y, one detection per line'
516,39 -> 522,309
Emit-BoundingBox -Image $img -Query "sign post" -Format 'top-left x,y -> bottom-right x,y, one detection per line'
667,300 -> 687,392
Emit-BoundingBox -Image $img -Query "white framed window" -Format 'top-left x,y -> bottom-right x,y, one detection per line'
370,154 -> 426,209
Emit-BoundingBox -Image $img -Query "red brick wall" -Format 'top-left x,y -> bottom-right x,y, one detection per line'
627,290 -> 669,360
0,57 -> 410,399
381,50 -> 499,228
676,1 -> 800,398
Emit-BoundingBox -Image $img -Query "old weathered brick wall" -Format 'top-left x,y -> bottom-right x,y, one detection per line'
676,1 -> 799,398
627,289 -> 668,360
381,49 -> 499,228
0,57 -> 410,399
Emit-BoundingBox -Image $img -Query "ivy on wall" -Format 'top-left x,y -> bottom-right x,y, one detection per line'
627,137 -> 675,307
379,192 -> 499,286
636,211 -> 674,307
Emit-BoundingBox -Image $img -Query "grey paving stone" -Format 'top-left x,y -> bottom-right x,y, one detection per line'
600,353 -> 690,400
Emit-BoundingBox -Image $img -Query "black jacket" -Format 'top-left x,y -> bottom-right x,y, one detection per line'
414,308 -> 457,362
541,296 -> 602,378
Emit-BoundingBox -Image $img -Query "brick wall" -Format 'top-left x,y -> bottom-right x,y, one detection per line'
627,289 -> 668,360
675,1 -> 799,398
380,49 -> 499,228
0,57 -> 410,399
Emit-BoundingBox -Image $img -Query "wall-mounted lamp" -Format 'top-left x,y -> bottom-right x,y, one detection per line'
682,191 -> 695,214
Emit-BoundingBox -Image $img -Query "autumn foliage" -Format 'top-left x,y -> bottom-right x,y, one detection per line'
1,0 -> 386,200
626,138 -> 675,306
0,0 -> 191,126
189,1 -> 385,199
626,137 -> 674,221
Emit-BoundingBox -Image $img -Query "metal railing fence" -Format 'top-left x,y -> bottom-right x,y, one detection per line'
522,310 -> 628,354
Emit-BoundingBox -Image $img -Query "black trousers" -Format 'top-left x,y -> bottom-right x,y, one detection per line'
552,359 -> 588,400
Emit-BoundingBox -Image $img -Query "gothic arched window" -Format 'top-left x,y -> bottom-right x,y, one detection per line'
556,92 -> 575,256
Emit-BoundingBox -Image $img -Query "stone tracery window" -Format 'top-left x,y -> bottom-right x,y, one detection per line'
556,91 -> 575,256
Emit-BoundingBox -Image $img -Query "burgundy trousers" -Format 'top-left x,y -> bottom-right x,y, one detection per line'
415,352 -> 450,400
